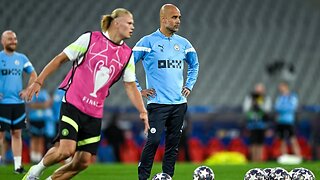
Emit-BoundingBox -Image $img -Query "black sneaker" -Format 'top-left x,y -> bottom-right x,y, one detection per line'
14,166 -> 26,174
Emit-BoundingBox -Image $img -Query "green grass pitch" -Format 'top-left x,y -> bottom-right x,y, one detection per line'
0,162 -> 318,179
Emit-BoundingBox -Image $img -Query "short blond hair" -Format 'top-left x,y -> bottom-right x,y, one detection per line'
101,8 -> 132,32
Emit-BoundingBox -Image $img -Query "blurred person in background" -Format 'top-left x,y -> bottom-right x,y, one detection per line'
133,4 -> 199,179
275,81 -> 301,157
0,30 -> 37,173
243,83 -> 272,162
102,113 -> 124,162
26,88 -> 52,163
46,88 -> 65,150
22,8 -> 149,180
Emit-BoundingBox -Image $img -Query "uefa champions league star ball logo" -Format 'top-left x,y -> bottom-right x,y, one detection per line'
193,166 -> 215,180
152,173 -> 172,180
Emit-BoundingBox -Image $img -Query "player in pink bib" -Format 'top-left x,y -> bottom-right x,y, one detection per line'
22,8 -> 149,180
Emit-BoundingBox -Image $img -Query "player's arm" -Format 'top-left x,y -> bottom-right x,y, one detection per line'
183,42 -> 199,97
27,71 -> 37,86
124,81 -> 149,135
23,53 -> 69,101
20,56 -> 37,98
243,96 -> 252,112
22,33 -> 90,101
122,56 -> 149,134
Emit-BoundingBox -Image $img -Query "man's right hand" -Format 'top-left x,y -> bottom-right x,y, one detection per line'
139,112 -> 150,136
20,81 -> 42,102
141,88 -> 156,100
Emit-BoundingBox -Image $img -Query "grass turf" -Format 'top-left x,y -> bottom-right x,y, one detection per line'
0,162 -> 318,179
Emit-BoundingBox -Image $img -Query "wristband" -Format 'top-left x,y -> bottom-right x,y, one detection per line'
34,81 -> 42,86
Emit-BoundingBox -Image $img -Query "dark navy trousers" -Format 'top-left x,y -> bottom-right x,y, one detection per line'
138,103 -> 187,180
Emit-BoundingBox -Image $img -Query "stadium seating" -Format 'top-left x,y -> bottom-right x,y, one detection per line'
205,138 -> 225,157
119,139 -> 140,163
227,137 -> 249,158
1,0 -> 320,106
188,138 -> 205,162
2,0 -> 320,163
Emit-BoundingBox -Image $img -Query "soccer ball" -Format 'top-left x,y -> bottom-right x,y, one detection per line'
244,168 -> 267,180
289,167 -> 304,178
152,172 -> 172,180
291,168 -> 315,180
268,167 -> 290,180
193,166 -> 214,180
263,168 -> 274,178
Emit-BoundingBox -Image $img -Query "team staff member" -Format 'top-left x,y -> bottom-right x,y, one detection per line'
0,30 -> 37,173
275,81 -> 301,157
133,4 -> 199,179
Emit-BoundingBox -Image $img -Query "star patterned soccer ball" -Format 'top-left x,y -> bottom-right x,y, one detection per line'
193,166 -> 214,180
291,168 -> 315,180
268,167 -> 290,180
289,167 -> 304,178
244,168 -> 267,180
152,172 -> 172,180
263,167 -> 274,178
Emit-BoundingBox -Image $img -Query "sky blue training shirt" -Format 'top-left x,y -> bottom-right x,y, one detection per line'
0,50 -> 35,104
133,29 -> 199,105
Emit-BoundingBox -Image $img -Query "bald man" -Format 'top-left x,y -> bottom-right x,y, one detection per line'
133,4 -> 199,179
0,30 -> 37,173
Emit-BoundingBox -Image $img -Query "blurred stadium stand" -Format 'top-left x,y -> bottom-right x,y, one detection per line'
1,0 -> 320,106
2,0 -> 320,162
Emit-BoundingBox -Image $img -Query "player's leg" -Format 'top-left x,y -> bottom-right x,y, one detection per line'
138,104 -> 168,180
11,129 -> 23,170
162,103 -> 187,177
0,104 -> 14,164
42,102 -> 81,165
49,112 -> 101,179
29,121 -> 46,163
30,136 -> 44,163
256,129 -> 265,162
23,102 -> 79,179
49,151 -> 92,179
276,124 -> 287,155
23,139 -> 77,180
0,131 -> 5,163
11,103 -> 27,173
44,139 -> 77,165
288,125 -> 301,157
249,130 -> 255,161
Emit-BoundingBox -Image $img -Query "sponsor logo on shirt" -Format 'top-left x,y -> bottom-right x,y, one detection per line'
158,44 -> 164,52
158,60 -> 182,69
1,69 -> 22,76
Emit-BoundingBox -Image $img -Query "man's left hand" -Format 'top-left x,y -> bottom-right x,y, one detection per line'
181,87 -> 191,97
